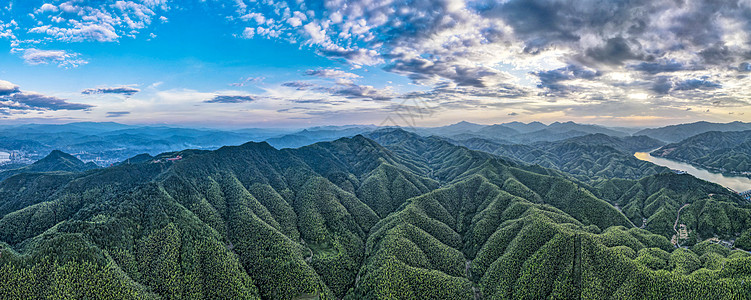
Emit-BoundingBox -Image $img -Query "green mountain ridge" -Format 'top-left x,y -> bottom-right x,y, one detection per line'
448,134 -> 669,182
0,129 -> 748,299
653,130 -> 751,176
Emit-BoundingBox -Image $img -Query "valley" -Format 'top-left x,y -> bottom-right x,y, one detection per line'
0,124 -> 749,299
635,151 -> 751,193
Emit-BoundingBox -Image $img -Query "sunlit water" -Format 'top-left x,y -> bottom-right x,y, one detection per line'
634,151 -> 751,192
0,151 -> 8,163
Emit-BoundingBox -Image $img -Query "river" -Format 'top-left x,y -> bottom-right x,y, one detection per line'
634,151 -> 751,192
0,151 -> 8,163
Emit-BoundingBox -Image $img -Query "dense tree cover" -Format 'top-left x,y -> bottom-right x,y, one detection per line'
0,128 -> 748,299
450,134 -> 670,182
652,130 -> 751,176
593,173 -> 747,240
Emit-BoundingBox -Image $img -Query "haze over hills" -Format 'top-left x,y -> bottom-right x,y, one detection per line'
0,123 -> 295,167
0,127 -> 749,298
0,150 -> 98,182
635,121 -> 751,143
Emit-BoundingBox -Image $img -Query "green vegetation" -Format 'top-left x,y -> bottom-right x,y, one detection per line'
652,130 -> 751,176
451,134 -> 669,182
0,128 -> 749,299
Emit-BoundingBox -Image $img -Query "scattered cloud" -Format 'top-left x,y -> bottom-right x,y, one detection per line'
230,76 -> 265,87
281,81 -> 315,90
82,86 -> 140,96
204,95 -> 256,103
0,80 -> 93,112
106,111 -> 131,117
329,84 -> 395,101
1,92 -> 93,111
304,69 -> 360,79
15,48 -> 87,68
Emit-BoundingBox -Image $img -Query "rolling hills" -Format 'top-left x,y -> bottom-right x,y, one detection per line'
0,128 -> 748,299
449,134 -> 669,182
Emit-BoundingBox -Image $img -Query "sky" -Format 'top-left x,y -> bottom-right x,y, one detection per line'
0,0 -> 750,128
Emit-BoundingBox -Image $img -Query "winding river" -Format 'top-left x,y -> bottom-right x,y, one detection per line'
634,151 -> 751,192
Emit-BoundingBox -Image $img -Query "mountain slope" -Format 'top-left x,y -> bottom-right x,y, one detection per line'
450,134 -> 669,181
0,129 -> 748,299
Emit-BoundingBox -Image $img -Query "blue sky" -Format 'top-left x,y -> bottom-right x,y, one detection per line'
0,0 -> 750,128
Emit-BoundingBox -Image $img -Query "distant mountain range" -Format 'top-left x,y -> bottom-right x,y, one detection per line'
415,120 -> 630,144
0,122 -> 296,166
635,121 -> 751,143
1,120 -> 749,170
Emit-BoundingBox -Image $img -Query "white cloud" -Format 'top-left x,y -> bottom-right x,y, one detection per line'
242,27 -> 255,39
303,22 -> 326,44
39,4 -> 58,13
16,48 -> 88,68
304,68 -> 360,79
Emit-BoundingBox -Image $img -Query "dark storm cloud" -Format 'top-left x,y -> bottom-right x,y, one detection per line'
673,79 -> 722,91
403,83 -> 530,101
584,37 -> 646,65
630,61 -> 685,74
82,86 -> 140,96
1,92 -> 93,110
534,65 -> 600,95
331,84 -> 394,101
204,95 -> 256,103
106,111 -> 131,117
651,76 -> 673,94
699,44 -> 733,65
385,56 -> 511,88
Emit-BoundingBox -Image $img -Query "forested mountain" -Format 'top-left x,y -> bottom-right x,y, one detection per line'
652,130 -> 751,176
0,150 -> 98,182
449,134 -> 669,182
264,126 -> 377,149
635,121 -> 751,143
413,121 -> 631,144
0,128 -> 748,299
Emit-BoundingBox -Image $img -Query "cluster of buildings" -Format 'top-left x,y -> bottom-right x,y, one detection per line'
739,190 -> 751,202
151,155 -> 183,164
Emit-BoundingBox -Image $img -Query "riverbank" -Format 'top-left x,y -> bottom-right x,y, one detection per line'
634,151 -> 751,193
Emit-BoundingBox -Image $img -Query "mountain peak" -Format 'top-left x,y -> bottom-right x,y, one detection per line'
39,150 -> 83,164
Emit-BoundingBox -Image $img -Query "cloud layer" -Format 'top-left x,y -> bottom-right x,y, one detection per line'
0,80 -> 93,113
1,0 -> 751,126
